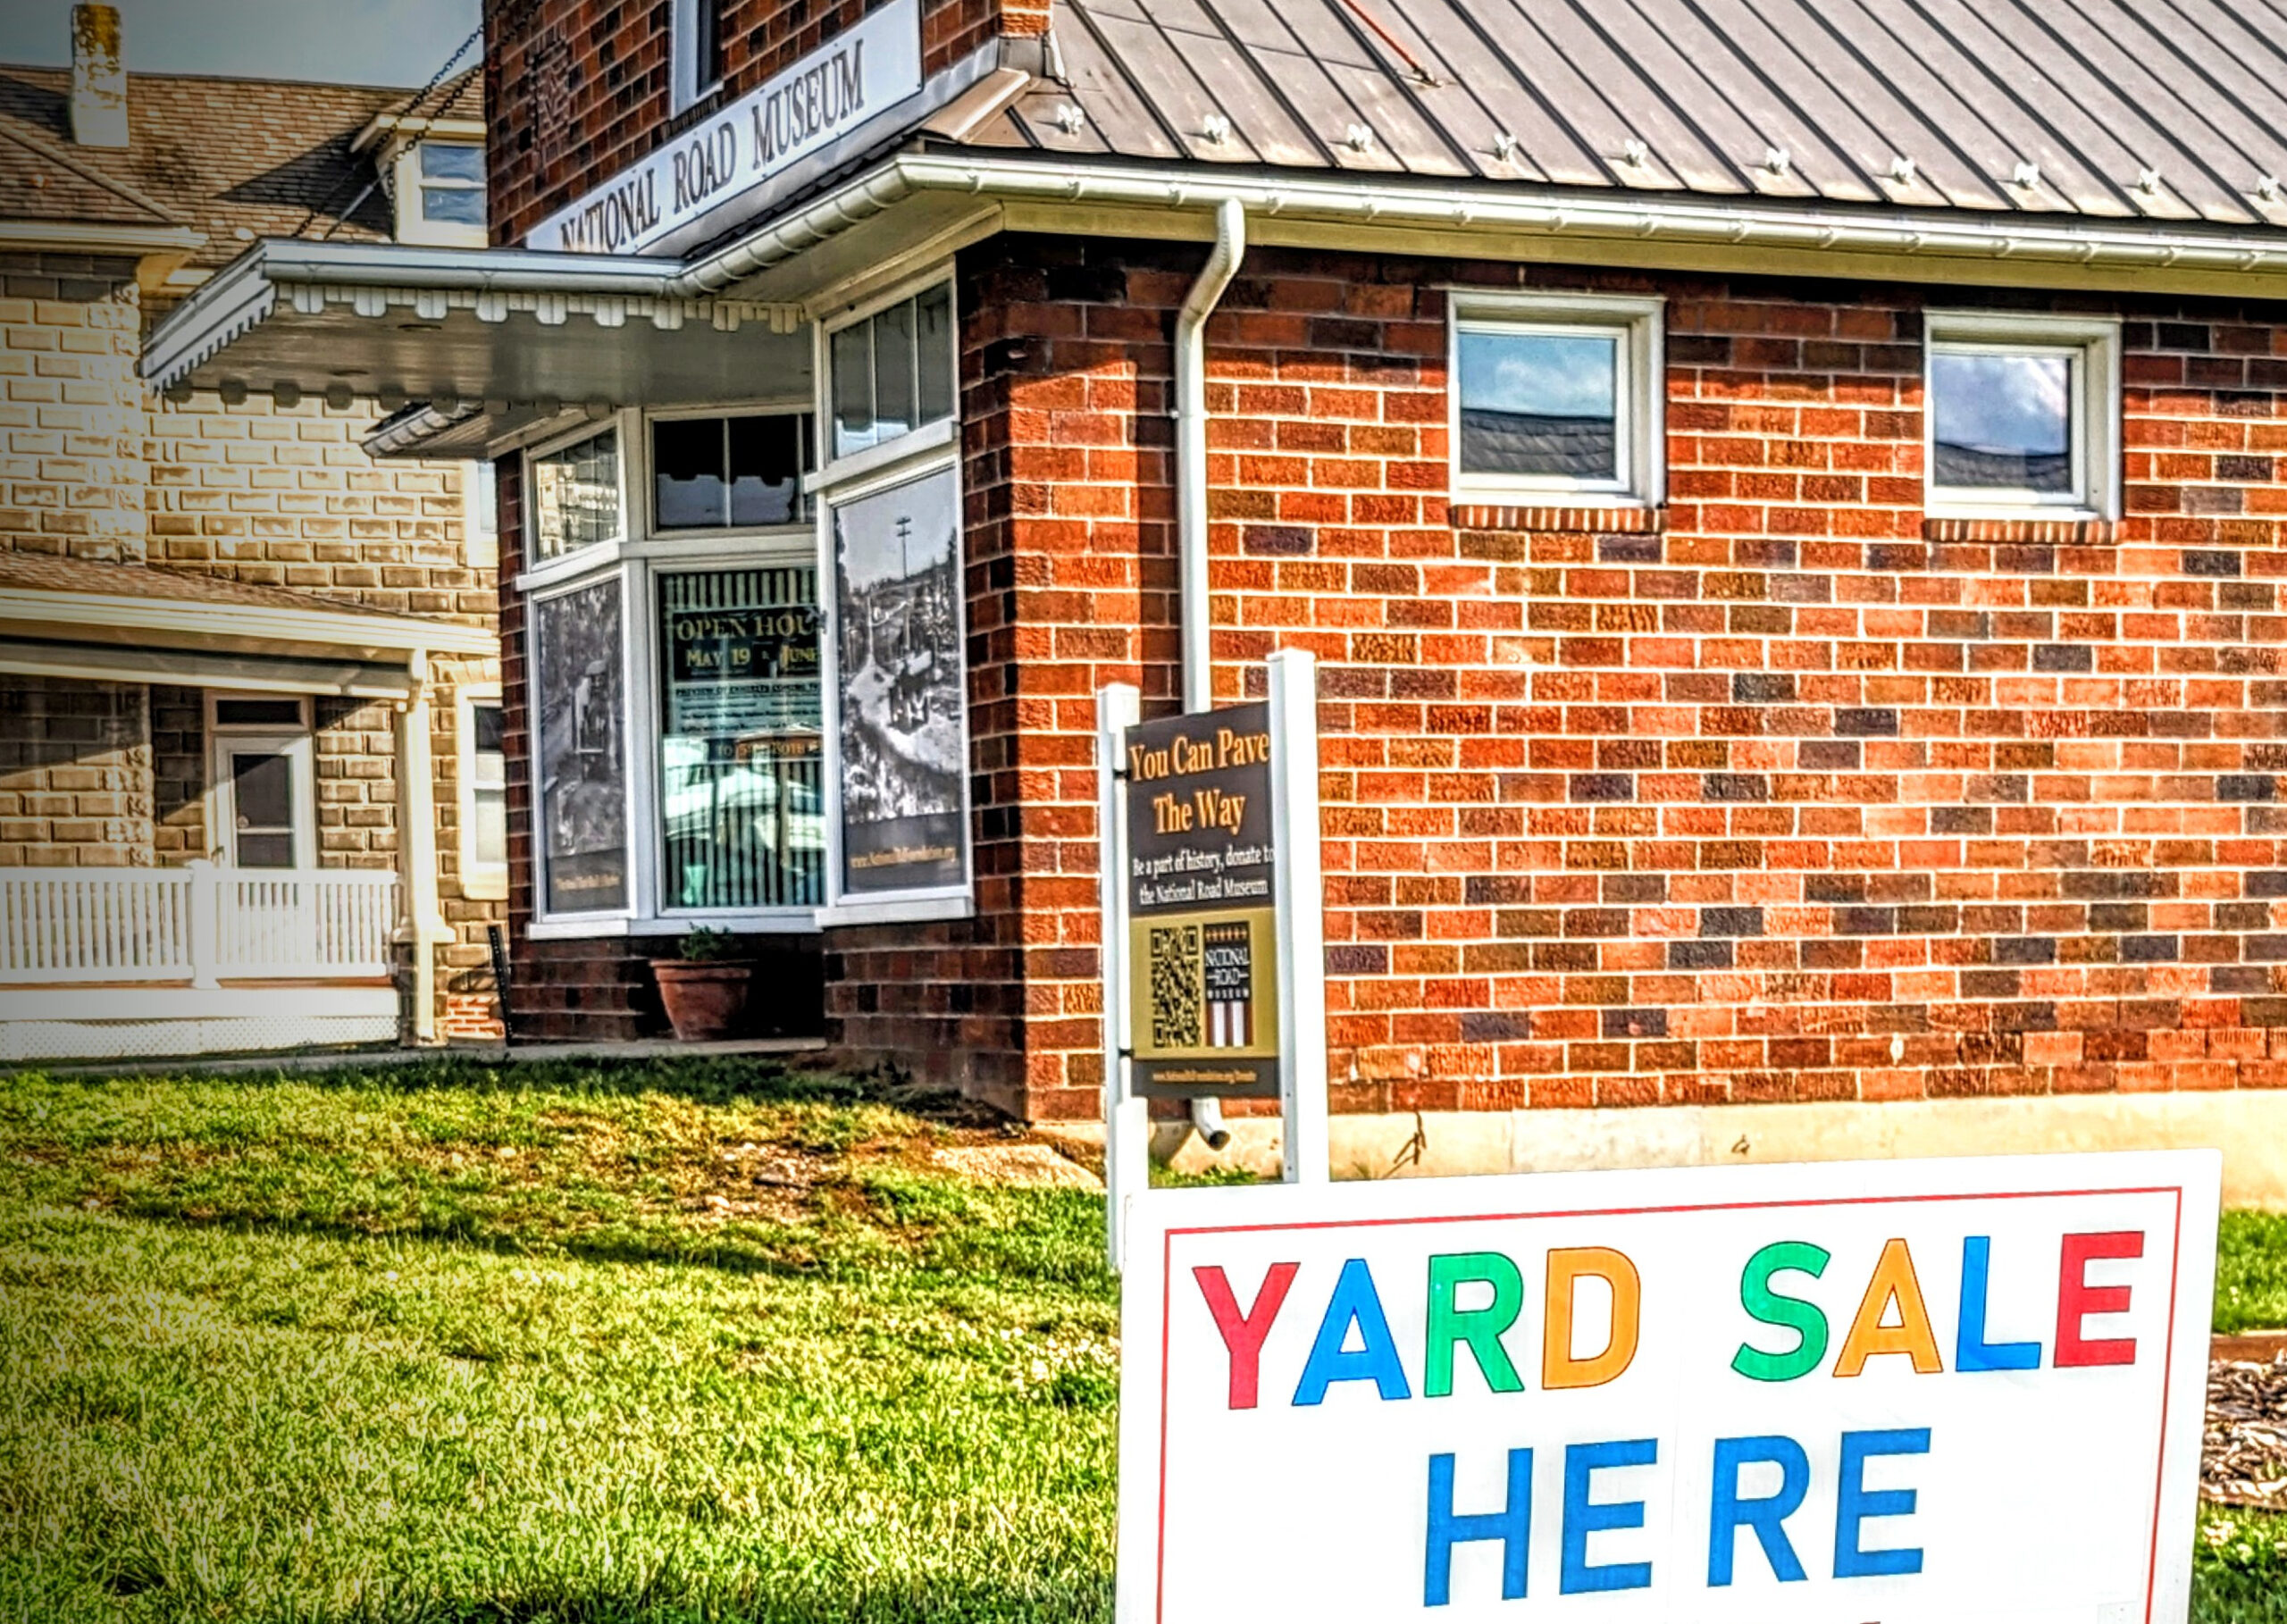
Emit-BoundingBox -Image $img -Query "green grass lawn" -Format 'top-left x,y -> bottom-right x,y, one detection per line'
0,1056 -> 2279,1621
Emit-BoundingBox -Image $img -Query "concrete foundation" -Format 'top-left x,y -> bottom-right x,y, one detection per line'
1106,1092 -> 2287,1210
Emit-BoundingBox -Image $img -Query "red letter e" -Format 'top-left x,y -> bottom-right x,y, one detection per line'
2056,1231 -> 2142,1368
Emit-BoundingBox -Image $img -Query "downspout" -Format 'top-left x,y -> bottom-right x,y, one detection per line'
1176,197 -> 1245,715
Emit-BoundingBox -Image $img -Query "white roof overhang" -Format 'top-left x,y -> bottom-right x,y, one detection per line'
0,584 -> 494,699
140,239 -> 812,451
143,153 -> 2287,460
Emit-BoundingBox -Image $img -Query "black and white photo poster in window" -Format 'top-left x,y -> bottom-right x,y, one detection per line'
827,465 -> 968,898
534,578 -> 629,913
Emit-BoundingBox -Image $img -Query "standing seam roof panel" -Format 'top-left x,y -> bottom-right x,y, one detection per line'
1847,0 -> 2128,215
2054,0 -> 2275,219
964,0 -> 2287,236
1601,0 -> 1870,203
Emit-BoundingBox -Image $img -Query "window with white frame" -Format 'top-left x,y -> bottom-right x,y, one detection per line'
671,0 -> 726,113
652,412 -> 808,531
1924,312 -> 2120,519
529,425 -> 624,563
392,139 -> 488,247
1449,292 -> 1663,506
519,408 -> 822,929
465,458 -> 498,568
813,273 -> 974,924
828,280 -> 956,463
458,688 -> 508,900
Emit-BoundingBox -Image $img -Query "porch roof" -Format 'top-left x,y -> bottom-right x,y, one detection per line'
139,238 -> 811,448
0,553 -> 494,699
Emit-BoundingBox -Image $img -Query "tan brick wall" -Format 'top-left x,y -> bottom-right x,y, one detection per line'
0,254 -> 147,564
146,390 -> 493,616
0,677 -> 154,866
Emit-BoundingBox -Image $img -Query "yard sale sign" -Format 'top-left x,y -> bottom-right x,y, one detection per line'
1115,1151 -> 2220,1623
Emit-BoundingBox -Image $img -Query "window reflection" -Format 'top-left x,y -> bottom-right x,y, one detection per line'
1457,328 -> 1620,481
1931,350 -> 2073,492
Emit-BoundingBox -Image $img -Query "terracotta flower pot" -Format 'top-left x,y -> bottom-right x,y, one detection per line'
650,960 -> 754,1042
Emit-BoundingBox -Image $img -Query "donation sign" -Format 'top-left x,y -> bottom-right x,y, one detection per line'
1116,1151 -> 2219,1623
1124,703 -> 1279,1100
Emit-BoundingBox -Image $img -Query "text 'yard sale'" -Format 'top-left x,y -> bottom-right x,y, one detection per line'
1112,1151 -> 2220,1624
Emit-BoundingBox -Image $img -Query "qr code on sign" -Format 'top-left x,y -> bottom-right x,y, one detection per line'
1149,924 -> 1202,1049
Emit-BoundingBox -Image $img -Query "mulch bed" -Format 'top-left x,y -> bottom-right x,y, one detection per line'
2207,1354 -> 2287,1511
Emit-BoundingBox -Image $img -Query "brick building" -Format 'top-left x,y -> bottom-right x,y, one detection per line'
0,9 -> 503,1057
150,0 -> 2287,1198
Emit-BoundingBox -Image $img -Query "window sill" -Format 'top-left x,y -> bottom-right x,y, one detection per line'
524,914 -> 821,941
1922,515 -> 2117,544
815,893 -> 975,928
1452,501 -> 1664,534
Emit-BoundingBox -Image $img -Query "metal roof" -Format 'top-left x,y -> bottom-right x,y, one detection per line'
962,0 -> 2287,230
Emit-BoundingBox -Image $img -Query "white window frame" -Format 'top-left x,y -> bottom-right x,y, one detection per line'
815,274 -> 961,487
810,266 -> 974,926
205,692 -> 316,869
392,139 -> 488,248
522,403 -> 825,939
518,416 -> 632,594
1446,290 -> 1664,509
645,403 -> 814,538
457,683 -> 508,901
670,0 -> 725,114
464,457 -> 498,569
1924,310 -> 2121,522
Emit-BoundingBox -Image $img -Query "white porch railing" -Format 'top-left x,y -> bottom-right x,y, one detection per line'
0,863 -> 398,986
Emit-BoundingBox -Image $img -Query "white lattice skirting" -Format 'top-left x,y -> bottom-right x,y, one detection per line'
0,987 -> 399,1062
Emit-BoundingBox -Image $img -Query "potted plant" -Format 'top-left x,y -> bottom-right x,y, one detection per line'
650,927 -> 752,1042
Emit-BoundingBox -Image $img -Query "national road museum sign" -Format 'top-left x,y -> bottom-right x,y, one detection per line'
526,0 -> 923,257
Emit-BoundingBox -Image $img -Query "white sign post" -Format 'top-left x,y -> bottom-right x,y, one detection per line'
1099,648 -> 1328,1271
1115,1150 -> 2220,1623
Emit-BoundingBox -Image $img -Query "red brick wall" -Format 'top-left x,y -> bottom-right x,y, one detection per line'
849,233 -> 2287,1120
483,0 -> 1043,247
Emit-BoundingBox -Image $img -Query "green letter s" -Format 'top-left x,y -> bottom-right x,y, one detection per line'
1732,1241 -> 1830,1383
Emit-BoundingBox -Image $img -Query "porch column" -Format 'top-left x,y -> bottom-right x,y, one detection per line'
396,649 -> 446,1042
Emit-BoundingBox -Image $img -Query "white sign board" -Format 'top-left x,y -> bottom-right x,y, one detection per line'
526,0 -> 921,256
1117,1151 -> 2219,1624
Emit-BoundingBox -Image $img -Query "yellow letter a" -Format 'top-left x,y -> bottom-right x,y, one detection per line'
1833,1236 -> 1945,1377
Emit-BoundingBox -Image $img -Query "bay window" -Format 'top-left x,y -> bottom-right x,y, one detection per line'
520,407 -> 821,933
530,425 -> 624,562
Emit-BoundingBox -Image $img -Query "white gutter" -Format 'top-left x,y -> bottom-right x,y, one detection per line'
668,153 -> 2287,296
1176,198 -> 1244,713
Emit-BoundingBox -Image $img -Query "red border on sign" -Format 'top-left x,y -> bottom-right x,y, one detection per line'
1151,1185 -> 2188,1623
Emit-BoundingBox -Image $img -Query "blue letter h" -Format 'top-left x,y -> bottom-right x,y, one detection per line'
1425,1449 -> 1533,1605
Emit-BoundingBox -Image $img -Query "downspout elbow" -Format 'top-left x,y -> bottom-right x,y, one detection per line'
1175,197 -> 1245,714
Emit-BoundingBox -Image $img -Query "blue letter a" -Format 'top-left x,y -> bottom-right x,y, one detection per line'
1425,1450 -> 1532,1605
1293,1257 -> 1412,1404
